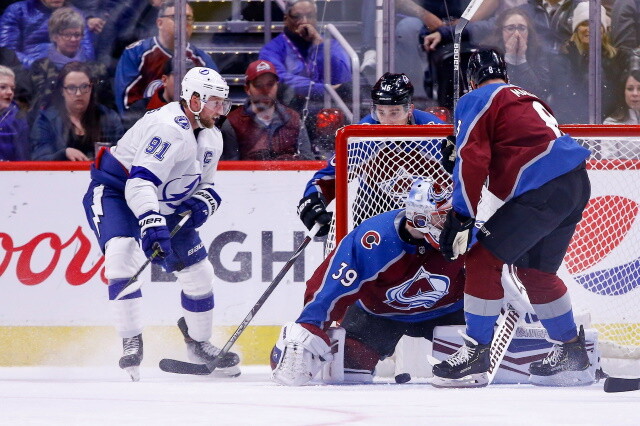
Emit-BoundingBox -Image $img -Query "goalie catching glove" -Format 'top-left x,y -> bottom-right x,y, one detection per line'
439,210 -> 475,261
175,184 -> 221,229
441,135 -> 457,174
138,211 -> 172,262
297,193 -> 332,237
270,322 -> 334,386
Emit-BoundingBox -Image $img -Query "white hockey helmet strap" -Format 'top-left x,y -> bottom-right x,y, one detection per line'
405,178 -> 452,248
181,67 -> 229,117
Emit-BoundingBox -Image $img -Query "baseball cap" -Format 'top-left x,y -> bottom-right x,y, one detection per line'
245,60 -> 279,83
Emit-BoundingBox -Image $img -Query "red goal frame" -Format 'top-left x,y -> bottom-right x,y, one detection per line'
333,124 -> 640,245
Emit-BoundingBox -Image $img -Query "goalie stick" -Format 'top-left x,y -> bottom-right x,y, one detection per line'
603,377 -> 640,393
114,212 -> 191,300
453,0 -> 484,108
159,222 -> 322,375
487,266 -> 533,384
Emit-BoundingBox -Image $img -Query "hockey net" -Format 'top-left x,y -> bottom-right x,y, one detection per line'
328,124 -> 640,368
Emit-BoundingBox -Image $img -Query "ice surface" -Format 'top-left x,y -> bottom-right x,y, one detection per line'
1,366 -> 639,425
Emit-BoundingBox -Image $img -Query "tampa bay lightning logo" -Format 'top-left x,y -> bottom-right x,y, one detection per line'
160,175 -> 201,209
175,116 -> 190,130
384,267 -> 449,310
565,195 -> 640,295
199,68 -> 210,75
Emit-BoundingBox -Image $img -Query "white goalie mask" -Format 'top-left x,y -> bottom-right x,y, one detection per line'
181,67 -> 231,118
405,178 -> 452,249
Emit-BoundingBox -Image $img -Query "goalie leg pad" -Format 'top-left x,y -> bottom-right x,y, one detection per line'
271,322 -> 333,386
321,327 -> 345,384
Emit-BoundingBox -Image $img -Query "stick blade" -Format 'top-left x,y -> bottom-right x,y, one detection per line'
159,358 -> 212,375
603,377 -> 640,393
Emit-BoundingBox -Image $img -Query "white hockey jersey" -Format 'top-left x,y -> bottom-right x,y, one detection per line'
110,102 -> 223,216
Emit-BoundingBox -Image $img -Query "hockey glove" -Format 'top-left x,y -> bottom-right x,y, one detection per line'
138,211 -> 172,262
439,210 -> 475,261
271,322 -> 333,386
298,193 -> 333,237
441,135 -> 457,174
175,185 -> 222,229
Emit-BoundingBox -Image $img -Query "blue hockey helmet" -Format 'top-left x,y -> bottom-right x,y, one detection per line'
405,178 -> 452,249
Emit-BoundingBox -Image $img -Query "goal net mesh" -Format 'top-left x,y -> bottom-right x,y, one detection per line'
328,125 -> 640,361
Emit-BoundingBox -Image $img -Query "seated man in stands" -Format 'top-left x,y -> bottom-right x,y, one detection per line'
114,0 -> 217,113
221,60 -> 313,160
258,0 -> 352,133
0,0 -> 94,68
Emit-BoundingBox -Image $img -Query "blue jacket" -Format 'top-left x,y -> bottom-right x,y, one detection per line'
31,104 -> 123,161
0,102 -> 29,161
0,0 -> 95,68
259,31 -> 352,98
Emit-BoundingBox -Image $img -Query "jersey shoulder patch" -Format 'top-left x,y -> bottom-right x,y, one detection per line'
174,116 -> 190,130
360,230 -> 381,249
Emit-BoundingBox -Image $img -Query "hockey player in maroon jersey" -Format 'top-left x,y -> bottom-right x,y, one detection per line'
433,49 -> 593,388
270,178 -> 467,386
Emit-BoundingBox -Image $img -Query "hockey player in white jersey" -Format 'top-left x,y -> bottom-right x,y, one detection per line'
82,67 -> 240,381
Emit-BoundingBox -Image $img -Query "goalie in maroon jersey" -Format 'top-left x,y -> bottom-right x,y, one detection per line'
271,178 -> 467,386
433,48 -> 593,388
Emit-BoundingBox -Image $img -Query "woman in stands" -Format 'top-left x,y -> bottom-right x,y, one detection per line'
481,7 -> 551,101
30,61 -> 122,161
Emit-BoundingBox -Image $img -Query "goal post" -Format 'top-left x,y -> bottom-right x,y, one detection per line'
331,124 -> 640,373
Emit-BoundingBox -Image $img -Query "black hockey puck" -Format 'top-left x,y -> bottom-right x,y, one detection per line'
395,373 -> 411,384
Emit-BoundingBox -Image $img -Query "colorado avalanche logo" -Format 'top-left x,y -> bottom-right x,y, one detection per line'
384,267 -> 449,310
175,116 -> 190,130
361,231 -> 380,249
564,195 -> 640,295
160,175 -> 201,209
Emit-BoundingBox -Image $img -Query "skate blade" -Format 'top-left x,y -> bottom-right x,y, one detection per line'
210,365 -> 241,378
123,366 -> 140,382
529,369 -> 595,387
431,372 -> 489,388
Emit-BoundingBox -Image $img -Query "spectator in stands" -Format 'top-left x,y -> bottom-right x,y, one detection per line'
95,0 -> 162,77
114,0 -> 216,113
481,7 -> 551,100
602,64 -> 640,158
221,60 -> 313,161
31,61 -> 123,160
258,0 -> 352,117
0,0 -> 94,68
611,0 -> 640,60
0,46 -> 33,110
69,1 -> 108,35
551,2 -> 621,123
0,65 -> 29,161
120,57 -> 179,130
30,7 -> 113,119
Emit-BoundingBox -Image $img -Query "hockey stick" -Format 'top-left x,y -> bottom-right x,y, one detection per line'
159,222 -> 323,375
453,0 -> 484,108
603,377 -> 640,393
114,212 -> 191,300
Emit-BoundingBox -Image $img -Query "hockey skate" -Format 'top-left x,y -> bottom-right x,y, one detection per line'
177,317 -> 241,378
431,332 -> 490,388
119,334 -> 143,382
529,326 -> 593,386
